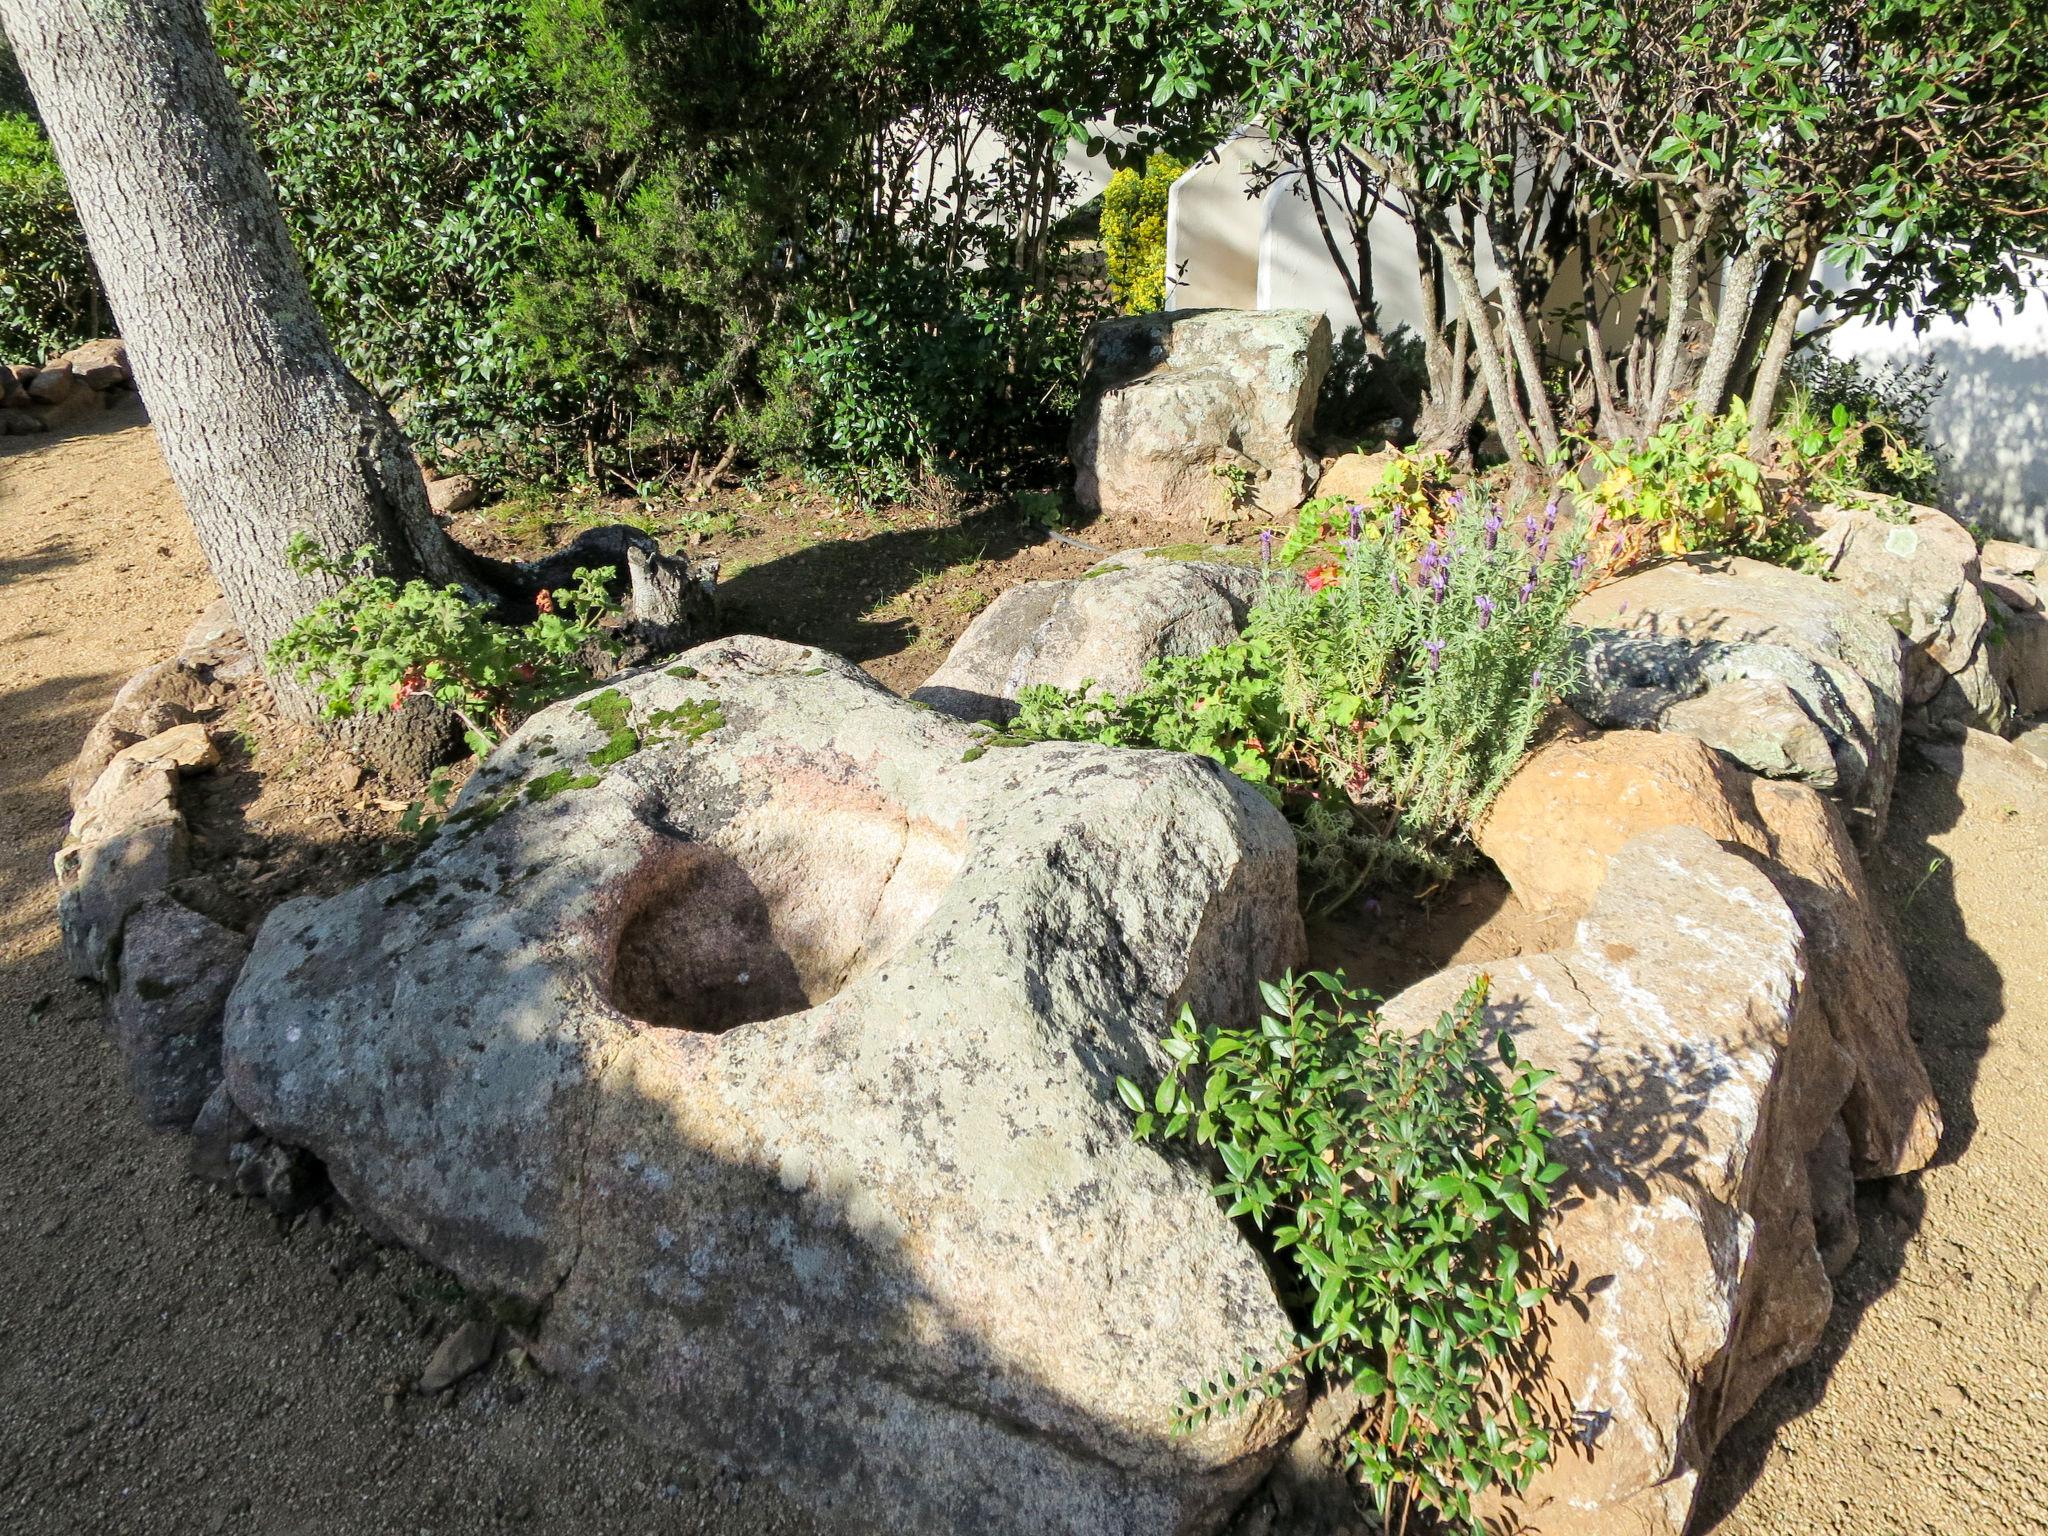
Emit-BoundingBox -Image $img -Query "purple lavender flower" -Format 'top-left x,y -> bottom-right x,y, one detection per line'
1390,504 -> 1406,538
1389,567 -> 1402,594
1260,528 -> 1274,565
1426,638 -> 1445,672
1432,571 -> 1449,605
1543,499 -> 1559,533
1531,664 -> 1545,691
1348,503 -> 1364,542
1536,535 -> 1552,561
1570,552 -> 1587,582
1524,513 -> 1540,545
1519,565 -> 1538,603
1482,509 -> 1502,551
1475,593 -> 1496,630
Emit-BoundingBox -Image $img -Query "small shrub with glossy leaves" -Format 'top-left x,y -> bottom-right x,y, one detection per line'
269,535 -> 619,759
1117,969 -> 1563,1533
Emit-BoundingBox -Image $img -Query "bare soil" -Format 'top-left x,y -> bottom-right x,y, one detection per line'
4,401 -> 2045,1534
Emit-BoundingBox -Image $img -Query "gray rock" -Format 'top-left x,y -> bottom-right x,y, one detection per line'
225,635 -> 1306,1536
188,1083 -> 259,1185
1571,556 -> 1906,846
27,363 -> 75,403
1808,499 -> 1993,720
1072,309 -> 1330,524
1571,631 -> 1849,791
914,553 -> 1265,722
110,895 -> 248,1130
418,1321 -> 499,1395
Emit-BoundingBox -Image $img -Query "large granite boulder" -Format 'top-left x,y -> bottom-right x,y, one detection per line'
222,636 -> 1307,1536
1384,827 -> 1843,1536
1071,309 -> 1330,524
914,552 -> 1265,722
1808,499 -> 2004,734
1981,538 -> 2048,717
1476,729 -> 1939,1180
1571,555 -> 1906,845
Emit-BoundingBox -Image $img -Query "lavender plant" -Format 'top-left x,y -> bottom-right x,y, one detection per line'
1007,487 -> 1586,905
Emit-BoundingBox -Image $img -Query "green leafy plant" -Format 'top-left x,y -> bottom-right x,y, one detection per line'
1777,346 -> 1946,505
1008,478 -> 1586,904
0,111 -> 102,358
1100,152 -> 1184,312
1568,401 -> 1820,570
269,534 -> 619,757
1118,969 -> 1563,1532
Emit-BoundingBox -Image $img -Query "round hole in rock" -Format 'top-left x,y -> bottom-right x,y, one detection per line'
606,799 -> 966,1034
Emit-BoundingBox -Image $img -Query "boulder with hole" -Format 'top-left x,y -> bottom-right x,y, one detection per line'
223,635 -> 1307,1536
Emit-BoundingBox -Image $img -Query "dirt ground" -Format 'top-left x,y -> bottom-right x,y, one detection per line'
4,402 -> 2046,1534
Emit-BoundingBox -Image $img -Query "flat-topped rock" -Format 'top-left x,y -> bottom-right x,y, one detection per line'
915,552 -> 1264,722
1571,555 -> 1905,845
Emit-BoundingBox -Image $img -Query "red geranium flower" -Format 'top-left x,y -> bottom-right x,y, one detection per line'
1303,564 -> 1340,593
534,588 -> 555,615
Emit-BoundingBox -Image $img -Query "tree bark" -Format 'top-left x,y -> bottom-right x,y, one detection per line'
1747,246 -> 1821,453
1425,212 -> 1536,465
1481,204 -> 1560,463
1643,214 -> 1706,437
1,0 -> 479,777
1692,237 -> 1768,418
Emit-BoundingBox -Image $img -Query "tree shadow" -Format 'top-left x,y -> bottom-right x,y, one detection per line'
712,501 -> 1067,665
1692,746 -> 1998,1530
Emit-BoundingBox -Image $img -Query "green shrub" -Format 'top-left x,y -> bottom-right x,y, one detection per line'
1778,346 -> 1946,506
1568,400 -> 1821,570
779,258 -> 1100,506
0,112 -> 102,360
270,534 -> 618,758
1007,477 -> 1587,905
215,0 -> 570,469
1120,969 -> 1562,1533
1100,153 -> 1182,313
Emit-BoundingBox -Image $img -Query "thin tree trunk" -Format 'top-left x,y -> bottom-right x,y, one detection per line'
3,0 -> 475,777
1731,254 -> 1789,404
1481,203 -> 1560,462
1747,246 -> 1820,453
1692,237 -> 1769,417
1426,212 -> 1536,465
1643,212 -> 1706,436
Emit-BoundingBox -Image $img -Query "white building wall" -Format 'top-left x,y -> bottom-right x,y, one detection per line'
1824,267 -> 2048,543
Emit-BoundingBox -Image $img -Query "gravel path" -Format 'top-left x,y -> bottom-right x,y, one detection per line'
0,404 -> 813,1535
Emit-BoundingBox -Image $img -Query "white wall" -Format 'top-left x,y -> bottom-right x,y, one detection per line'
1824,267 -> 2048,544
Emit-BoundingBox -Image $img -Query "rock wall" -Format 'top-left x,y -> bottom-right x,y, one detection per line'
2,338 -> 134,434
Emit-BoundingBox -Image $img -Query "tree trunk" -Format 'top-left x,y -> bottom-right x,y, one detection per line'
1642,216 -> 1705,437
1747,246 -> 1821,453
1426,212 -> 1536,465
1,0 -> 478,777
1481,204 -> 1560,463
1692,238 -> 1769,418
